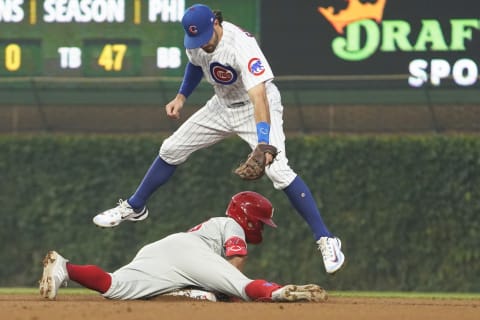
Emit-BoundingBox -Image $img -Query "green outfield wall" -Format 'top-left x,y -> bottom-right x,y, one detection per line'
1,134 -> 478,292
1,78 -> 480,134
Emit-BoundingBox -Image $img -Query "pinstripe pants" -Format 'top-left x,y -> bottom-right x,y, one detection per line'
159,82 -> 297,189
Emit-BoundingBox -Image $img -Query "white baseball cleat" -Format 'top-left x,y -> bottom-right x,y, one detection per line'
93,199 -> 149,228
271,284 -> 328,302
317,237 -> 345,274
163,289 -> 217,302
39,251 -> 69,300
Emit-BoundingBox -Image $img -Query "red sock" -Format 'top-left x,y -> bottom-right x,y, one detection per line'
245,279 -> 282,301
66,263 -> 112,294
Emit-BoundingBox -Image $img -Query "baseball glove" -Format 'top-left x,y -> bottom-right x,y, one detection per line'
234,144 -> 278,180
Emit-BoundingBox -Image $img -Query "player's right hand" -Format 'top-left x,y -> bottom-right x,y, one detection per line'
165,94 -> 186,119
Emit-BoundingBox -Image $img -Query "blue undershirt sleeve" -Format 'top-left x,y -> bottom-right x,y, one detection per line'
178,62 -> 204,98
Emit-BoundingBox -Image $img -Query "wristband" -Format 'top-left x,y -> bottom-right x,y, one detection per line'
256,122 -> 270,144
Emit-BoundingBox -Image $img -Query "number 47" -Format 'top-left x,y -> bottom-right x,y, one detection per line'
98,44 -> 127,71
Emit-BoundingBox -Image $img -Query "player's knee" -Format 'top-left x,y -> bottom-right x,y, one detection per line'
159,138 -> 185,165
265,165 -> 296,190
159,140 -> 172,160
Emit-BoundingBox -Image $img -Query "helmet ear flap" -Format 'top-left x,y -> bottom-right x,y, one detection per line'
244,220 -> 264,244
226,191 -> 274,244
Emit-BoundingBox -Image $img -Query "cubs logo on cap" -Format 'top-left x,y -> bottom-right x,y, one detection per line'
188,25 -> 199,35
182,4 -> 215,49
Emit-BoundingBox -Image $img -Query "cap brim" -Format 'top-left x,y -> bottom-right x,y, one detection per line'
184,28 -> 214,49
261,218 -> 277,228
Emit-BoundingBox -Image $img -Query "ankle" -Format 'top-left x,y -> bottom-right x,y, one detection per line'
245,280 -> 282,301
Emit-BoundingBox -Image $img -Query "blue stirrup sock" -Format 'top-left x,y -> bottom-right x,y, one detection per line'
127,156 -> 177,210
283,176 -> 332,240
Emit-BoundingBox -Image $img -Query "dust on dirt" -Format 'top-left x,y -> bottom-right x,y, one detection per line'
1,294 -> 478,320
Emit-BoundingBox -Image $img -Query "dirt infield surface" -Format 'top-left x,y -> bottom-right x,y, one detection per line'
1,294 -> 478,320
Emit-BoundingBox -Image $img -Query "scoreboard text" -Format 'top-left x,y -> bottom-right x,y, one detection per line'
0,0 -> 257,77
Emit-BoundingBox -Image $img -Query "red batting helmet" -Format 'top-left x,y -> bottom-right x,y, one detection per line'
226,191 -> 277,244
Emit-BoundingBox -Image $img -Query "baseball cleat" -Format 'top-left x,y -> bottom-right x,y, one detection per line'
271,284 -> 328,302
163,289 -> 217,302
93,199 -> 149,228
317,237 -> 345,274
39,251 -> 69,300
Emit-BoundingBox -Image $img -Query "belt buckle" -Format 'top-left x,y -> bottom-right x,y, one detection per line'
229,101 -> 247,108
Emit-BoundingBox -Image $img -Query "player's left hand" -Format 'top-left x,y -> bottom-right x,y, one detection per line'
234,144 -> 278,180
265,150 -> 274,165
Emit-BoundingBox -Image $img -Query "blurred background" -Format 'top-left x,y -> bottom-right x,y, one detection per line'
1,0 -> 479,292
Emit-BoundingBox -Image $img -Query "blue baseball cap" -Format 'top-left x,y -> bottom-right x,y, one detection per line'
182,4 -> 215,49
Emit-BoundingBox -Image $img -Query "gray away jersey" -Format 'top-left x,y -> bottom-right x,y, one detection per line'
103,217 -> 252,300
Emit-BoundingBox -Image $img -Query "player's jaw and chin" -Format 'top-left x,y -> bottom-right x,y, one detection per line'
201,29 -> 221,53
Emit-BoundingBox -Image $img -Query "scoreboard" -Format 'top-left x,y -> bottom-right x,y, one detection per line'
0,0 -> 258,77
4,0 -> 478,90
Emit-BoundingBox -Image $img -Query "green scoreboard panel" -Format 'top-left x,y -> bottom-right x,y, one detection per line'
0,0 -> 258,77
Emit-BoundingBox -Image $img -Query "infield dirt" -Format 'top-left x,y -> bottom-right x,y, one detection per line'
1,294 -> 478,320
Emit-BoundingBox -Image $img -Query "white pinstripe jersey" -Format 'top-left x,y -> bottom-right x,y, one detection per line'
186,21 -> 274,106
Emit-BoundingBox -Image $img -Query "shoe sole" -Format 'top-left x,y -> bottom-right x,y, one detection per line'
93,218 -> 121,228
328,257 -> 346,275
279,284 -> 328,302
39,251 -> 59,300
163,289 -> 217,302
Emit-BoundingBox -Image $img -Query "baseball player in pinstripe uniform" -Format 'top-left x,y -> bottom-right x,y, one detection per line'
93,4 -> 345,274
42,192 -> 327,302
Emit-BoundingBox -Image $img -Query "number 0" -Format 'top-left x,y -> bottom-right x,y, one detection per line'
5,44 -> 21,71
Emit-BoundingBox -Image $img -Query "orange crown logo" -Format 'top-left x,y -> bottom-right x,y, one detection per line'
318,0 -> 387,34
